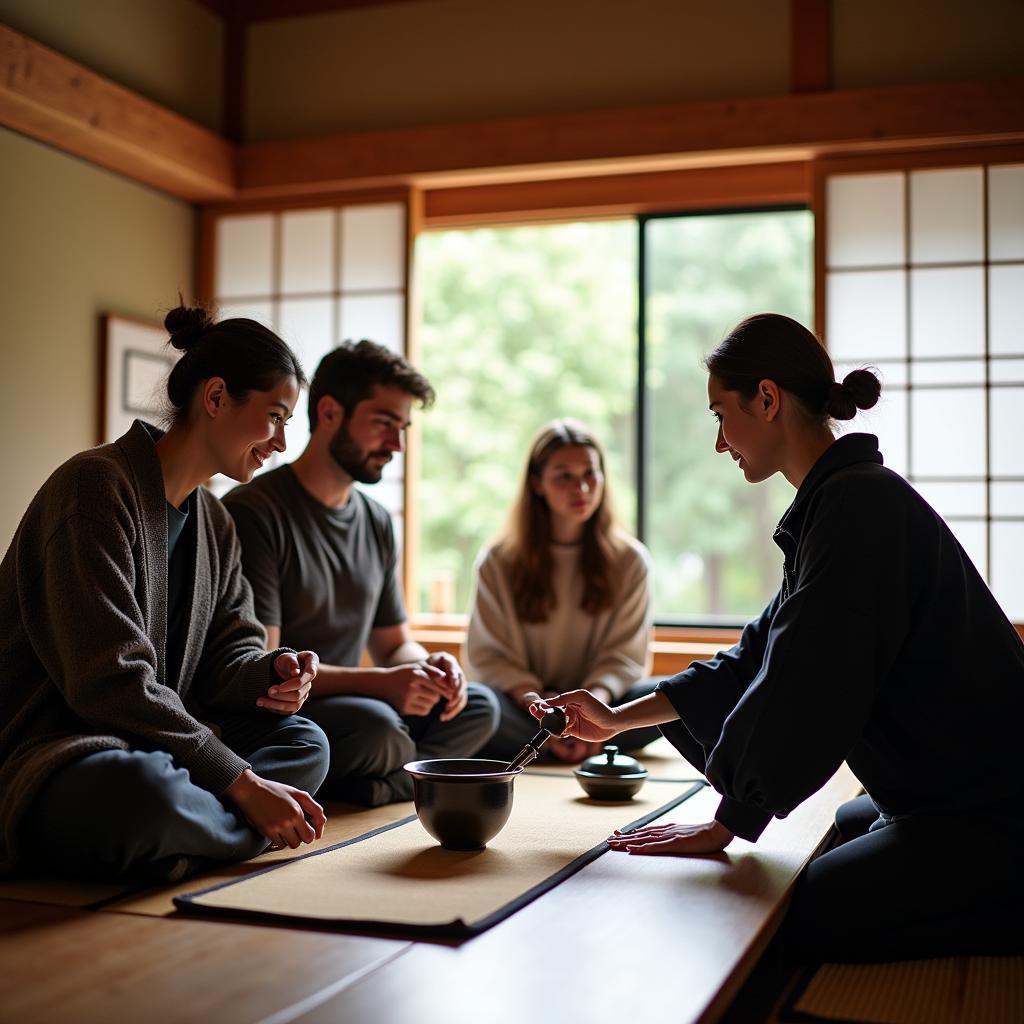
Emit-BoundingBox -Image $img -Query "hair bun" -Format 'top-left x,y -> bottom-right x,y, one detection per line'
825,382 -> 857,421
825,369 -> 881,420
164,304 -> 212,352
842,368 -> 882,411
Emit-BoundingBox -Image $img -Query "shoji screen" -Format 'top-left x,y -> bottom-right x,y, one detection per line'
825,164 -> 1024,621
211,202 -> 408,542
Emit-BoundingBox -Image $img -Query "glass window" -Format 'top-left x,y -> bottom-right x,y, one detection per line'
644,209 -> 813,619
415,221 -> 637,616
416,210 -> 812,622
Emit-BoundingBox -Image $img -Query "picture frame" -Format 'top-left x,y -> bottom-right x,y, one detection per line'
99,313 -> 175,444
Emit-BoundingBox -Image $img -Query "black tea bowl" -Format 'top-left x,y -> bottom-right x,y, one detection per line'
403,759 -> 523,851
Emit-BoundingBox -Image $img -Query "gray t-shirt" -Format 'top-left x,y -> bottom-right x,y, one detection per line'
222,466 -> 405,667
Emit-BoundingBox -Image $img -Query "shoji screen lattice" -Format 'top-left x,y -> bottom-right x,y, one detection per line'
825,164 -> 1024,620
211,202 -> 407,542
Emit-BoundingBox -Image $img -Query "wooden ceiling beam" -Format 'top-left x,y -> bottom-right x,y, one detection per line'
0,24 -> 235,201
238,77 -> 1024,199
422,161 -> 812,228
2,19 -> 1020,211
791,0 -> 832,93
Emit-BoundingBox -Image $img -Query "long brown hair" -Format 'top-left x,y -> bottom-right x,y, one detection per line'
497,419 -> 623,623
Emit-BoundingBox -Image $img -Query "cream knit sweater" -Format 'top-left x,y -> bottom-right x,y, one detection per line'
465,536 -> 652,702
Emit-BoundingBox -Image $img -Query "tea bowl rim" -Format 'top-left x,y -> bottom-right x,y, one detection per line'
403,757 -> 524,783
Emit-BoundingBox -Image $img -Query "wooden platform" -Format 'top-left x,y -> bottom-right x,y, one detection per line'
0,757 -> 860,1024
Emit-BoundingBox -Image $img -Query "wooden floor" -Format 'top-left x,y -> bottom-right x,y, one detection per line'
0,749 -> 860,1024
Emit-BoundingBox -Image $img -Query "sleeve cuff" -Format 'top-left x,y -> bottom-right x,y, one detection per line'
267,646 -> 296,682
714,795 -> 773,842
655,675 -> 690,717
185,732 -> 252,795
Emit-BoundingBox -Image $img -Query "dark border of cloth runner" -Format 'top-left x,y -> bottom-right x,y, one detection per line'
174,779 -> 705,939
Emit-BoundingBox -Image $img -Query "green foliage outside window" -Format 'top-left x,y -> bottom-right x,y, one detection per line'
646,210 -> 814,617
415,210 -> 813,622
416,222 -> 637,616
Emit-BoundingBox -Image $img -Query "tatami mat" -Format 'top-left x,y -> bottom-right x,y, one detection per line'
107,799 -> 415,916
0,739 -> 701,919
535,734 -> 703,781
0,800 -> 413,916
787,957 -> 1024,1024
176,774 -> 705,937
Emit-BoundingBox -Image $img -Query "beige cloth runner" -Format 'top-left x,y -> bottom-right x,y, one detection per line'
177,773 -> 704,935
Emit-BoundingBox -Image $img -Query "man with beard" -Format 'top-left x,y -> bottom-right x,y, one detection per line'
223,341 -> 499,806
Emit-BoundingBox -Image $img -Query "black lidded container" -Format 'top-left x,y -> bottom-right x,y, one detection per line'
574,745 -> 648,800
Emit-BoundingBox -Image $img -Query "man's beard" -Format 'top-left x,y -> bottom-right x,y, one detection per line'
328,422 -> 389,484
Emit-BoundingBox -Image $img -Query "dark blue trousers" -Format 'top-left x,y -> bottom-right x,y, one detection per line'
19,713 -> 329,882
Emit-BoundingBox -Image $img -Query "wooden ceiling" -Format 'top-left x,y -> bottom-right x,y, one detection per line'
2,10 -> 1022,207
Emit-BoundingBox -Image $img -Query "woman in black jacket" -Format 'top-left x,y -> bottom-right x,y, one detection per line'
532,313 -> 1024,962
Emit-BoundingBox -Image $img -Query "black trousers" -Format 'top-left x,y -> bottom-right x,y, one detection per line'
785,792 -> 1024,962
302,683 -> 501,806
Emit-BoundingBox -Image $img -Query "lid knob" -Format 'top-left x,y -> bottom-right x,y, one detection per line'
604,745 -> 618,763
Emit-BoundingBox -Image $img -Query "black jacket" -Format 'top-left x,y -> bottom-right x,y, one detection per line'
658,433 -> 1024,841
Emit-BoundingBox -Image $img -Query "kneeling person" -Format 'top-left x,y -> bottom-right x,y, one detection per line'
224,340 -> 499,806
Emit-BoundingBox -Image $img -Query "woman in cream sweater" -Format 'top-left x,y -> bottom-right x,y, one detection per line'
467,418 -> 660,764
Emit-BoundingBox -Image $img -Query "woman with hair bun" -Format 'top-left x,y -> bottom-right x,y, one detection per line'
534,313 -> 1024,962
0,304 -> 331,882
467,418 -> 661,764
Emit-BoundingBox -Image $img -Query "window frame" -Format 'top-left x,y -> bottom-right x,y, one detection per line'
198,145 -> 1024,634
636,202 -> 813,627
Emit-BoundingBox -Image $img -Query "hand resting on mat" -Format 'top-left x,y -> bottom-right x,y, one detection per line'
225,768 -> 326,850
606,820 -> 734,856
257,651 -> 319,715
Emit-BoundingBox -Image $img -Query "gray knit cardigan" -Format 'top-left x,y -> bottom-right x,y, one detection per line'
0,421 -> 288,873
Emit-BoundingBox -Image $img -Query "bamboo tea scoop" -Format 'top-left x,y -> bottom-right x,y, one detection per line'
506,707 -> 568,772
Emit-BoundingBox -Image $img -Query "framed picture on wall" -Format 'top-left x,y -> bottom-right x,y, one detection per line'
99,314 -> 175,444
